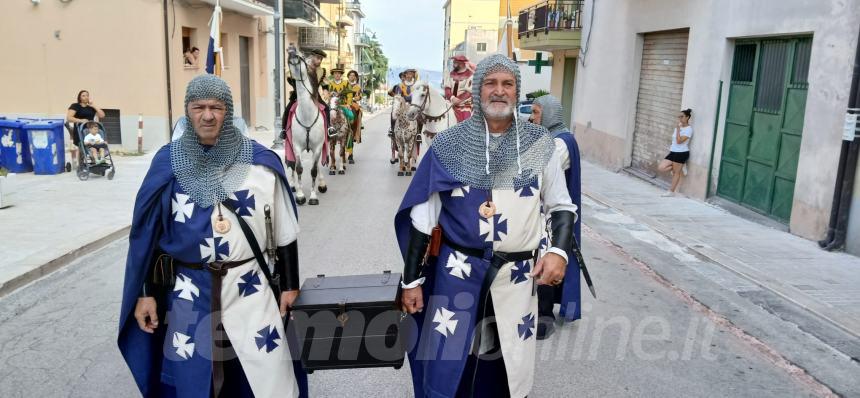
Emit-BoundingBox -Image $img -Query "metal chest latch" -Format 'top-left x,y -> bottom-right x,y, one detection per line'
337,300 -> 349,327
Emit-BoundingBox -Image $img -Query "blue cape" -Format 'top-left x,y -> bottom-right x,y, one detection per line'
116,141 -> 307,397
553,130 -> 583,321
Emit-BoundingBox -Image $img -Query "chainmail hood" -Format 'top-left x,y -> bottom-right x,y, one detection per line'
170,74 -> 253,208
432,54 -> 553,191
533,95 -> 567,133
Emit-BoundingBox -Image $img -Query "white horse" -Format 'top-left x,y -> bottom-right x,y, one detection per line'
285,46 -> 327,205
406,80 -> 457,145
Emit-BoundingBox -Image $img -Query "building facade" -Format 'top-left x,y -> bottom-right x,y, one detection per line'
0,0 -> 277,152
561,0 -> 860,249
442,0 -> 499,76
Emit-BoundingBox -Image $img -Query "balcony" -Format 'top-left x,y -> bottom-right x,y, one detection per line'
354,32 -> 371,47
357,63 -> 373,75
282,0 -> 316,27
200,0 -> 274,16
517,0 -> 583,51
345,1 -> 366,18
298,27 -> 338,51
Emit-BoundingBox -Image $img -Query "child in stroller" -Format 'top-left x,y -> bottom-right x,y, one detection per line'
76,121 -> 116,180
83,122 -> 108,163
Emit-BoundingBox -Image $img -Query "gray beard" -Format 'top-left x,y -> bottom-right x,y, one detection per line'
482,101 -> 514,119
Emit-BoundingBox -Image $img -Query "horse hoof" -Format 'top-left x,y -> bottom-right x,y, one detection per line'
348,159 -> 355,164
397,171 -> 405,176
329,170 -> 336,175
308,198 -> 319,205
406,171 -> 413,176
318,185 -> 328,193
389,159 -> 397,164
296,197 -> 307,205
291,186 -> 296,192
338,170 -> 345,175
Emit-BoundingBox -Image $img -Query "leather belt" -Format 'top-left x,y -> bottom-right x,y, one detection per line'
155,254 -> 257,397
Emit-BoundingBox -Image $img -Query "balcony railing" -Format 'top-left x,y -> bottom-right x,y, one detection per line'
518,0 -> 583,39
345,1 -> 366,17
354,32 -> 371,47
298,27 -> 338,51
282,0 -> 316,24
357,63 -> 373,75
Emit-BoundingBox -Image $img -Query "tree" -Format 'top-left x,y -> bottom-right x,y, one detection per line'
363,35 -> 388,98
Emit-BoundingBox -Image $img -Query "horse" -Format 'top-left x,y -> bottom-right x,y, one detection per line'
406,80 -> 457,146
392,95 -> 418,176
284,46 -> 327,205
327,94 -> 351,175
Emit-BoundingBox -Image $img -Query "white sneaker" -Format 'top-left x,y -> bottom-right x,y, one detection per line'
661,191 -> 675,197
682,165 -> 688,176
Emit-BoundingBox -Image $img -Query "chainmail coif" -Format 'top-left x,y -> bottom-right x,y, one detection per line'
170,74 -> 253,208
533,95 -> 567,133
431,53 -> 554,190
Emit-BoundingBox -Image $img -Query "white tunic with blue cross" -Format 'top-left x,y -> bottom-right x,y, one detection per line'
408,147 -> 577,398
158,164 -> 300,398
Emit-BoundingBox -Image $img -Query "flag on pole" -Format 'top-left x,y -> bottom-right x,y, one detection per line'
498,0 -> 515,60
206,4 -> 223,76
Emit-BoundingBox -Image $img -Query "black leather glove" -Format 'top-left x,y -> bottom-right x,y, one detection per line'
404,226 -> 431,285
550,210 -> 577,260
276,241 -> 300,291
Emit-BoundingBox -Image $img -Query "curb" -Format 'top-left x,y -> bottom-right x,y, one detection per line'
0,225 -> 131,298
581,188 -> 860,340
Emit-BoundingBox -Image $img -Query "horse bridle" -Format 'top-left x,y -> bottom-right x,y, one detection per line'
408,83 -> 454,123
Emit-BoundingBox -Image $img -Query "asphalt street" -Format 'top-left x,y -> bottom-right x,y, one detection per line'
0,113 -> 821,397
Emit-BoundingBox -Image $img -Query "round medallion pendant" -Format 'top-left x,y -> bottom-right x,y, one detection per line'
478,201 -> 496,219
214,218 -> 232,234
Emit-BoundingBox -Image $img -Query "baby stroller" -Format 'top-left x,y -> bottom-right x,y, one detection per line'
76,122 -> 116,181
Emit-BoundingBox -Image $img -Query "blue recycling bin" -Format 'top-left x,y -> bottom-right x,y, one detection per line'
23,119 -> 66,175
0,118 -> 33,173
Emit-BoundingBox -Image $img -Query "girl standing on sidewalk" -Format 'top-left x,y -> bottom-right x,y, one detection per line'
658,109 -> 693,196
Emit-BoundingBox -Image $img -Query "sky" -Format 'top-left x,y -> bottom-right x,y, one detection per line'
360,0 -> 445,72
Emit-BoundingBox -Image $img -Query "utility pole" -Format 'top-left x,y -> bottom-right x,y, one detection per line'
272,0 -> 284,149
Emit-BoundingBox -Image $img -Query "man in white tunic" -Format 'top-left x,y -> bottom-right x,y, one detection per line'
118,75 -> 307,397
395,54 -> 578,398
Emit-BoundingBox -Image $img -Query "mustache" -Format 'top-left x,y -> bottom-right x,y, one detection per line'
487,95 -> 513,104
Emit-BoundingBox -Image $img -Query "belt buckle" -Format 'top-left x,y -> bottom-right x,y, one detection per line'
208,261 -> 225,272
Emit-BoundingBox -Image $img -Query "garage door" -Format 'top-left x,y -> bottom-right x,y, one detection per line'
630,29 -> 689,178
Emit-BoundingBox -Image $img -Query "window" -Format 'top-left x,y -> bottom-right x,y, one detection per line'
477,42 -> 487,52
791,38 -> 812,85
182,27 -> 199,67
731,43 -> 756,83
754,41 -> 789,113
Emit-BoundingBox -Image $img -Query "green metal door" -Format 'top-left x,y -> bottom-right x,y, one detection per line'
717,37 -> 811,222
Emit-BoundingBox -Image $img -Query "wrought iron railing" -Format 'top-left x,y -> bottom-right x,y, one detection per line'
517,0 -> 583,38
282,0 -> 316,23
354,32 -> 372,47
298,27 -> 338,50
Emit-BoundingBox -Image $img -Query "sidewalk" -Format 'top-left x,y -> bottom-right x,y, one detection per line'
580,161 -> 860,338
0,109 -> 390,297
0,150 -> 156,296
580,160 -> 860,395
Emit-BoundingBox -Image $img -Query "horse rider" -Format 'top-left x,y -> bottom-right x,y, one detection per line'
443,54 -> 475,122
282,47 -> 335,138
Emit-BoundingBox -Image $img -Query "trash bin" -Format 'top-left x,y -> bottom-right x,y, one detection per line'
23,119 -> 66,175
0,118 -> 33,173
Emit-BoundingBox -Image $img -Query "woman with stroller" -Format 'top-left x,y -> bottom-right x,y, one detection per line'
66,90 -> 105,148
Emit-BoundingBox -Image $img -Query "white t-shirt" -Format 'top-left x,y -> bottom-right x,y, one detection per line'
670,126 -> 692,152
84,133 -> 104,145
